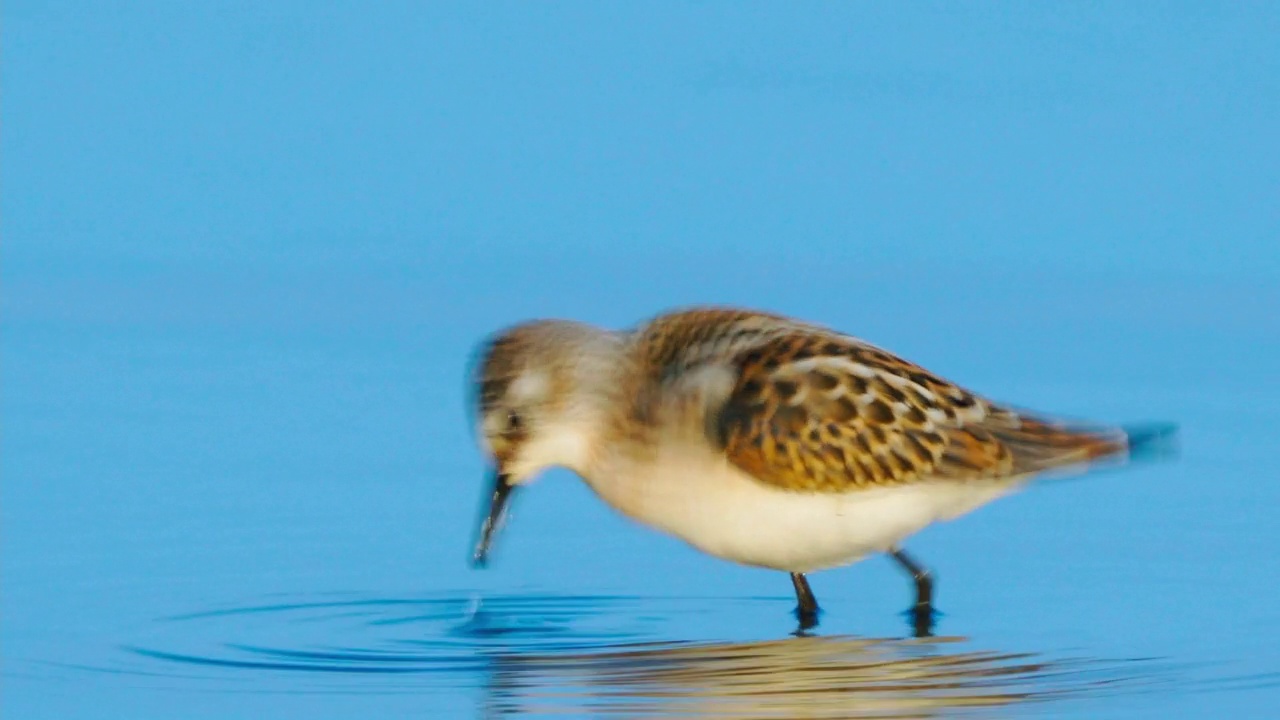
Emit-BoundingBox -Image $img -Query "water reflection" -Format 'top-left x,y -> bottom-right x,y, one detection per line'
119,594 -> 1161,716
485,635 -> 1136,718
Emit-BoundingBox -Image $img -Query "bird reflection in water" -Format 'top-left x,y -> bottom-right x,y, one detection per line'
483,632 -> 1131,718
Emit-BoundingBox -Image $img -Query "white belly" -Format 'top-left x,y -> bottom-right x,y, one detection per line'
585,452 -> 1024,573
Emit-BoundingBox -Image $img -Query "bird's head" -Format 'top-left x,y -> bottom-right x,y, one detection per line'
466,319 -> 620,567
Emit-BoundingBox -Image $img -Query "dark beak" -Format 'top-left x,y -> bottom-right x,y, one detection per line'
471,469 -> 515,568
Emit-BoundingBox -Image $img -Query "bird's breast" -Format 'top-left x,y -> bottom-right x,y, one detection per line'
581,444 -> 1022,573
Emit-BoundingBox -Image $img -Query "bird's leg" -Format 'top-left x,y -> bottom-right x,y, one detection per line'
790,572 -> 820,631
889,548 -> 933,608
889,548 -> 936,637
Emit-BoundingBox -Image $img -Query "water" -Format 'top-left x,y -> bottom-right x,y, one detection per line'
5,3 -> 1279,717
4,267 -> 1278,718
115,594 -> 1174,717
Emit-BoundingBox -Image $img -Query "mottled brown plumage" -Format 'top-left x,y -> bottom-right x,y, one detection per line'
621,307 -> 1129,493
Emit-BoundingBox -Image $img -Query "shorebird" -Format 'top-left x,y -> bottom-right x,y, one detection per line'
467,307 -> 1174,634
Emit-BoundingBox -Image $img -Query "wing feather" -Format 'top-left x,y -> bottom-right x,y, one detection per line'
712,330 -> 1128,491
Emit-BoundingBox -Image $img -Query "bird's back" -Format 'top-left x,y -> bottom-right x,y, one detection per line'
626,306 -> 1164,493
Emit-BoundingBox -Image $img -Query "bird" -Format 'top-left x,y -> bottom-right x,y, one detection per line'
466,306 -> 1175,635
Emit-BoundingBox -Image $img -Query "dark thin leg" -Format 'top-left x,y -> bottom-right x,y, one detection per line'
790,572 -> 819,631
889,548 -> 933,608
889,548 -> 936,637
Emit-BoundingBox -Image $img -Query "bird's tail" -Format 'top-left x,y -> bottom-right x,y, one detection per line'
989,413 -> 1180,477
1120,422 -> 1181,463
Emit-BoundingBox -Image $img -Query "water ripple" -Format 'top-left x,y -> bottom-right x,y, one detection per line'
107,593 -> 1169,716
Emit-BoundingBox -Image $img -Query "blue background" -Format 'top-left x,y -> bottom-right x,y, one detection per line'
4,2 -> 1278,717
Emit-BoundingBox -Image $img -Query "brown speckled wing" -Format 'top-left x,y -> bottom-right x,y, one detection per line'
712,331 -> 1127,491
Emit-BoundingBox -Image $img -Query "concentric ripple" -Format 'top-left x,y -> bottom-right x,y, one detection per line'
111,593 -> 1168,717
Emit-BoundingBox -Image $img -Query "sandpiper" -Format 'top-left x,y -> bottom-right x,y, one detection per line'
467,307 -> 1174,634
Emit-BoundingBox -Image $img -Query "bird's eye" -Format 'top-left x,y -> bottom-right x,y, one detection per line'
505,410 -> 523,432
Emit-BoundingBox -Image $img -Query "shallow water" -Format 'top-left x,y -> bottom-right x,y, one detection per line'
116,594 -> 1175,718
5,4 -> 1280,716
4,268 -> 1279,718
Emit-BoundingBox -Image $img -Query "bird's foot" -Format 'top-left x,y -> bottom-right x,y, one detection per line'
793,606 -> 821,636
902,602 -> 940,638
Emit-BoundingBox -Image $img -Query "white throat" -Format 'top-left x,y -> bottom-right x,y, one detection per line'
506,421 -> 598,481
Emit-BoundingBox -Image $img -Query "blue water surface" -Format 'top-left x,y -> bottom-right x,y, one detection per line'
4,3 -> 1279,718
